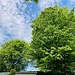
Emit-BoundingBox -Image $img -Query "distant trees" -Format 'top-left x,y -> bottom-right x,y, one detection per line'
30,5 -> 75,75
25,0 -> 38,3
0,39 -> 30,72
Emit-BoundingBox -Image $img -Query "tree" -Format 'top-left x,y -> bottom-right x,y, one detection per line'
25,0 -> 38,3
0,39 -> 30,72
31,5 -> 75,75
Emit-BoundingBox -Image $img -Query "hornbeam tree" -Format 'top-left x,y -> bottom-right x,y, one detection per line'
31,5 -> 75,75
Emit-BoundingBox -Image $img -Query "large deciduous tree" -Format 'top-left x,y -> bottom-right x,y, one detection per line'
0,39 -> 30,72
31,5 -> 75,75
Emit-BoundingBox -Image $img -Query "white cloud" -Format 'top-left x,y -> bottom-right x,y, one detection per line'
0,0 -> 63,44
70,0 -> 75,2
0,0 -> 32,44
0,32 -> 5,43
38,0 -> 61,10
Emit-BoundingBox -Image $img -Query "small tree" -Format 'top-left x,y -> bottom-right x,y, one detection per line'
31,5 -> 75,75
0,39 -> 30,72
9,69 -> 16,75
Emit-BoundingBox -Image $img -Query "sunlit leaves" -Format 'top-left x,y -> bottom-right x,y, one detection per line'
31,5 -> 75,74
0,39 -> 30,72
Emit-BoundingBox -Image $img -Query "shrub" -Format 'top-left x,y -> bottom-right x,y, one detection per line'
9,69 -> 16,75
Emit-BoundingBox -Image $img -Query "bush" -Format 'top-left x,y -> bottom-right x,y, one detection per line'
9,69 -> 16,75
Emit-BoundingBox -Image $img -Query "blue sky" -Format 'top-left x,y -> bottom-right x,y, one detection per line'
0,0 -> 75,71
0,0 -> 75,44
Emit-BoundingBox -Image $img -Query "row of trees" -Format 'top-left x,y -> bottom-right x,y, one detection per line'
1,5 -> 75,75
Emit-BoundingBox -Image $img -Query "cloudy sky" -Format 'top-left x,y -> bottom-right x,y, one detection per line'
0,0 -> 75,70
0,0 -> 75,44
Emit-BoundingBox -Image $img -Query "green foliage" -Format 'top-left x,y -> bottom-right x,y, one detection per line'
9,69 -> 16,75
25,0 -> 38,3
0,39 -> 30,72
31,5 -> 75,75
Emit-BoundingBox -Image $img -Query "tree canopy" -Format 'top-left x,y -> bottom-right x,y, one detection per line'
25,0 -> 38,3
31,5 -> 75,75
0,39 -> 30,72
